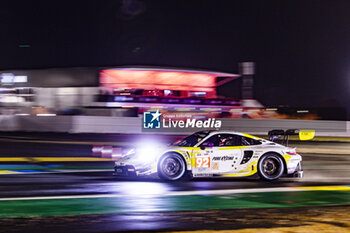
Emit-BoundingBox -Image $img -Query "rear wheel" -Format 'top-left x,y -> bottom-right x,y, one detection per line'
258,153 -> 284,180
158,153 -> 186,181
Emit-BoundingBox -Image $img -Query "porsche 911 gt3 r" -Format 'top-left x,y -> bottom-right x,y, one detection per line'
114,130 -> 306,181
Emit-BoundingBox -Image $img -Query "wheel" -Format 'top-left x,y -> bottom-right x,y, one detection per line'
258,153 -> 285,180
158,153 -> 186,181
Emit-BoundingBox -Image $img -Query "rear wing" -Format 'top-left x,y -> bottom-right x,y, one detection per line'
268,129 -> 315,146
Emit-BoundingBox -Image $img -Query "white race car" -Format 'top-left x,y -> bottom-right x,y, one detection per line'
114,130 -> 311,181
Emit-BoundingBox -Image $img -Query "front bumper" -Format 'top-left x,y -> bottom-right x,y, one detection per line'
113,165 -> 137,177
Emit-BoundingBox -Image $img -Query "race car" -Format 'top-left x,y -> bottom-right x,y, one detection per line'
114,129 -> 311,181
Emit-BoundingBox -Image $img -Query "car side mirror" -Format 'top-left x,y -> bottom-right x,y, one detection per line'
200,142 -> 214,150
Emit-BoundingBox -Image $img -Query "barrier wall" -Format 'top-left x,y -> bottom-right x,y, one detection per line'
73,116 -> 142,134
0,115 -> 348,136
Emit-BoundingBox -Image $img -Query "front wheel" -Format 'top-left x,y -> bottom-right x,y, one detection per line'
158,153 -> 186,181
258,153 -> 285,181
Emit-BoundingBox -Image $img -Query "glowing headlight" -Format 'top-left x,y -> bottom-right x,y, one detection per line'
137,145 -> 158,163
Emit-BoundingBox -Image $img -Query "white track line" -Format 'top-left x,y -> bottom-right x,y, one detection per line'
0,187 -> 321,201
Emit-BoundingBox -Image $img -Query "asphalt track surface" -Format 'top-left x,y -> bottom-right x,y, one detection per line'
0,133 -> 350,232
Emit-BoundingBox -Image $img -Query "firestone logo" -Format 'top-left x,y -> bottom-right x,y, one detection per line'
143,110 -> 222,129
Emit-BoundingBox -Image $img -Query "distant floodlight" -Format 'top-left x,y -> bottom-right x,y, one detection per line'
297,110 -> 309,113
36,114 -> 57,116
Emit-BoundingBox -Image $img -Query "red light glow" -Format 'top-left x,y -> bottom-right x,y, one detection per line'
100,69 -> 217,93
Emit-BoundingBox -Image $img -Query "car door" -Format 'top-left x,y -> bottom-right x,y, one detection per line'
234,136 -> 263,175
193,134 -> 243,176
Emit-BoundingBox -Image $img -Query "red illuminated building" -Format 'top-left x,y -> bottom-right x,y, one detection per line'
99,67 -> 240,99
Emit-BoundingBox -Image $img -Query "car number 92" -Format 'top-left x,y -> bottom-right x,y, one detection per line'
195,157 -> 210,168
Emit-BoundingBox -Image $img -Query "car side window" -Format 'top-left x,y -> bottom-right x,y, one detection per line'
201,134 -> 242,147
219,134 -> 242,146
200,135 -> 220,147
241,136 -> 262,146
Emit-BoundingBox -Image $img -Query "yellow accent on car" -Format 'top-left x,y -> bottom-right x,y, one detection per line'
282,154 -> 292,163
242,133 -> 261,140
221,160 -> 258,177
176,147 -> 196,151
173,148 -> 201,167
191,157 -> 196,167
173,150 -> 191,165
218,146 -> 247,150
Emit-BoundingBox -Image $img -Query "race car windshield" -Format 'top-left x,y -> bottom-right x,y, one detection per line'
173,131 -> 211,147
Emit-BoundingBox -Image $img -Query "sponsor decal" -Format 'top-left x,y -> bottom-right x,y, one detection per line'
212,156 -> 234,161
196,168 -> 210,172
212,162 -> 219,170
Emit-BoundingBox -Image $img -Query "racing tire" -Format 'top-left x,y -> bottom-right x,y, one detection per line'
258,153 -> 285,181
158,153 -> 186,181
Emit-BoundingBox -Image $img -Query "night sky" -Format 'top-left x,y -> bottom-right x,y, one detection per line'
1,0 -> 349,112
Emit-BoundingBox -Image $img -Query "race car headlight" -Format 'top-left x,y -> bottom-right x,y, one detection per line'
137,145 -> 158,163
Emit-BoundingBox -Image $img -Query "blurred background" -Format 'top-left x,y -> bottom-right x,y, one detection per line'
0,64 -> 345,120
0,0 -> 348,122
